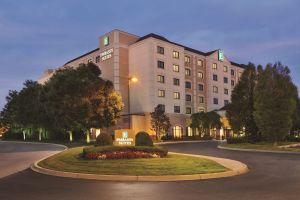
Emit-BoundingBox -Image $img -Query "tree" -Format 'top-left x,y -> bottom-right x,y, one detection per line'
254,62 -> 297,144
226,63 -> 259,142
150,105 -> 171,140
190,111 -> 222,137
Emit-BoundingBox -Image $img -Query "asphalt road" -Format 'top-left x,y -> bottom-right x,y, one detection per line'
0,141 -> 300,200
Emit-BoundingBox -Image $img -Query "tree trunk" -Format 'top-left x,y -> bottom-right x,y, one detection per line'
86,130 -> 90,144
69,131 -> 73,142
22,130 -> 26,141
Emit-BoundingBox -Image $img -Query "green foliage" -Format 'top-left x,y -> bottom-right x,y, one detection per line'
226,63 -> 259,142
226,137 -> 248,144
135,131 -> 153,146
254,62 -> 297,143
190,111 -> 222,138
95,133 -> 113,146
150,105 -> 171,139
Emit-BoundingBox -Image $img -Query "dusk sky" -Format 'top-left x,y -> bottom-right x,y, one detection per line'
0,0 -> 299,109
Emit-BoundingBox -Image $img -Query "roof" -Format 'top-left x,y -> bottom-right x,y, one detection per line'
137,33 -> 244,68
64,48 -> 99,65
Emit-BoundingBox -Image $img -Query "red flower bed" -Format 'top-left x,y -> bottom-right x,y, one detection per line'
84,150 -> 165,160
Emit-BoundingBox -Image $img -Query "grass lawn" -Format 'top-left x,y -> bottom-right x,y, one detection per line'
39,147 -> 228,176
223,142 -> 300,152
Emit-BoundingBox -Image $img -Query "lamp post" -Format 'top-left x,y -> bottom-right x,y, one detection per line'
127,77 -> 138,129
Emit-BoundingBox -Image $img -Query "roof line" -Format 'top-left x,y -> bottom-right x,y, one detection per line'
64,48 -> 99,65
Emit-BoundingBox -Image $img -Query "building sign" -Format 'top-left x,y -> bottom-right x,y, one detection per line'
218,49 -> 224,61
114,129 -> 136,146
100,48 -> 113,61
104,36 -> 109,46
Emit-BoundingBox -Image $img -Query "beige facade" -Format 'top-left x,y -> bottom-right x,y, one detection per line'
38,29 -> 244,138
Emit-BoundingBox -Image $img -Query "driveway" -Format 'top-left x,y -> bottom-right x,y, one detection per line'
0,141 -> 299,200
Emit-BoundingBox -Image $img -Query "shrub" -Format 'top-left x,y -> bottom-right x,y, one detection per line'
226,137 -> 248,144
82,145 -> 168,159
95,133 -> 113,146
135,131 -> 153,146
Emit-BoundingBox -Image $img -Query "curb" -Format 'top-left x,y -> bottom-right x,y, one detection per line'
31,151 -> 249,182
218,145 -> 300,155
154,140 -> 218,145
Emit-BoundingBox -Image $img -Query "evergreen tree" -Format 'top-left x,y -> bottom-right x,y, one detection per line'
226,63 -> 259,142
150,105 -> 171,140
254,62 -> 297,144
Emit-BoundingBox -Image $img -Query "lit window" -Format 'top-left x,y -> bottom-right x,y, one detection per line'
213,74 -> 218,81
198,71 -> 204,79
158,90 -> 165,97
157,75 -> 165,83
197,60 -> 203,67
213,98 -> 218,105
96,56 -> 100,63
198,84 -> 204,91
158,61 -> 164,69
199,96 -> 204,103
157,46 -> 164,54
173,78 -> 180,86
185,56 -> 191,63
185,81 -> 191,89
213,86 -> 218,93
186,107 -> 192,114
173,92 -> 180,99
212,63 -> 217,69
173,51 -> 179,59
185,68 -> 191,76
88,59 -> 92,63
198,107 -> 205,112
224,88 -> 229,95
174,106 -> 181,113
173,64 -> 179,72
186,94 -> 192,101
223,66 -> 228,72
224,77 -> 228,84
231,80 -> 235,86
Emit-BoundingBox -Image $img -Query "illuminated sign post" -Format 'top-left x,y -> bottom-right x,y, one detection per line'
218,49 -> 224,61
114,129 -> 136,146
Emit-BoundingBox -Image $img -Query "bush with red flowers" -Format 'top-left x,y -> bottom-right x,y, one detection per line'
82,146 -> 168,160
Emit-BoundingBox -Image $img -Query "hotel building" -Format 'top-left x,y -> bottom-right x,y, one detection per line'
38,29 -> 245,139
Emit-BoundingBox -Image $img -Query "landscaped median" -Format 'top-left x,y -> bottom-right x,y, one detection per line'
31,146 -> 249,181
219,142 -> 300,154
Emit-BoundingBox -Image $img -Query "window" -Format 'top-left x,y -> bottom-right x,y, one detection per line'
224,88 -> 229,95
185,56 -> 191,63
173,92 -> 180,99
223,66 -> 228,72
198,107 -> 205,112
213,98 -> 219,105
212,63 -> 217,69
185,68 -> 191,76
198,71 -> 204,79
186,94 -> 192,101
157,75 -> 165,83
185,81 -> 191,89
213,86 -> 218,93
186,107 -> 192,114
198,84 -> 204,91
88,59 -> 92,63
224,100 -> 229,106
157,104 -> 165,112
173,125 -> 182,137
173,64 -> 179,72
197,59 -> 203,67
224,77 -> 228,84
231,69 -> 235,76
239,71 -> 243,78
187,127 -> 193,136
199,96 -> 204,103
213,74 -> 218,81
96,56 -> 100,63
231,80 -> 235,86
158,90 -> 165,97
157,46 -> 164,54
173,51 -> 179,59
158,60 -> 164,69
173,78 -> 180,86
174,106 -> 181,113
